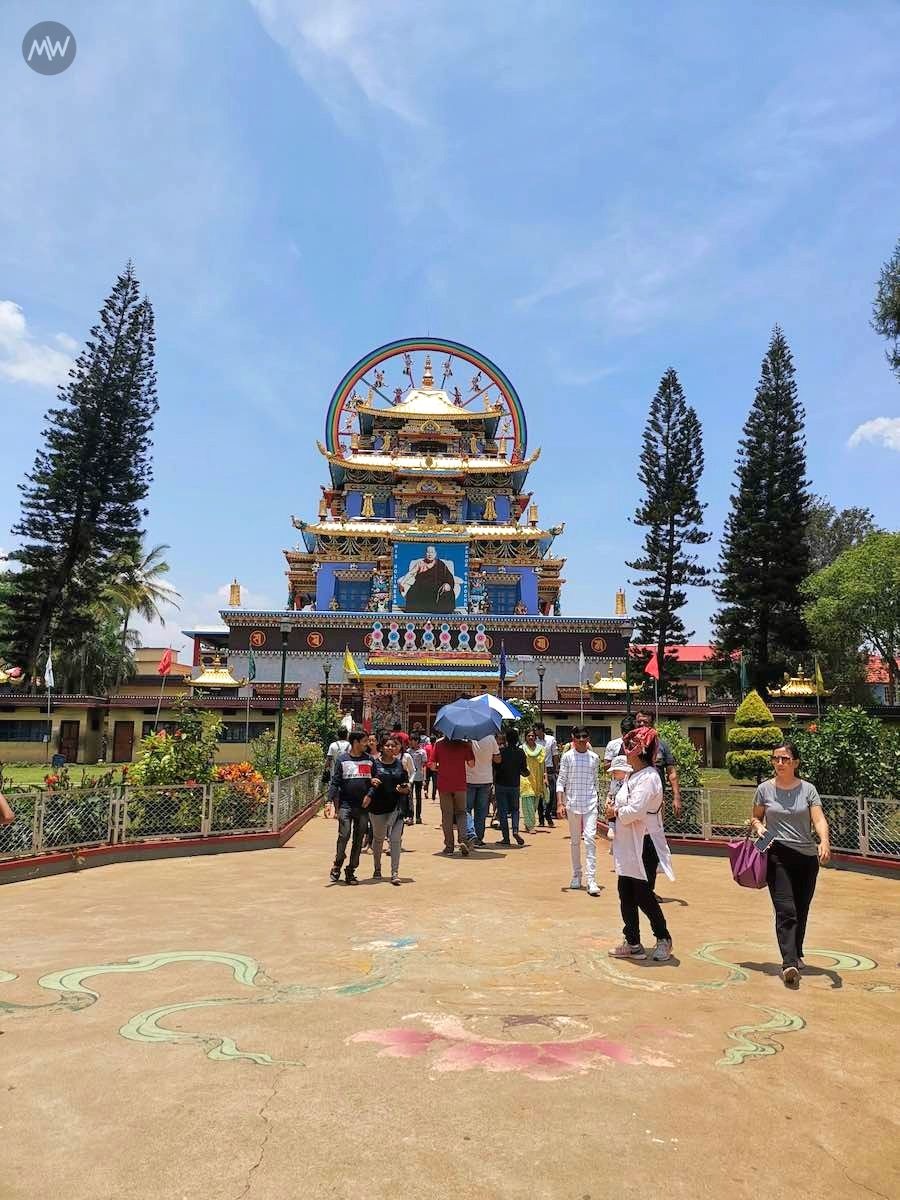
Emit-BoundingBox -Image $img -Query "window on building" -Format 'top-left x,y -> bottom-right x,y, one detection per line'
141,721 -> 180,738
486,582 -> 520,614
335,577 -> 372,612
218,723 -> 276,743
0,720 -> 47,742
680,685 -> 699,702
409,501 -> 446,523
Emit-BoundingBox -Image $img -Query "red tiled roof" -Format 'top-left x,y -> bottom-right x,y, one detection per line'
865,655 -> 900,684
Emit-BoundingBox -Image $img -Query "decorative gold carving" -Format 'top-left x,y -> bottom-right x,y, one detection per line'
615,588 -> 627,616
483,495 -> 497,521
360,492 -> 375,518
228,579 -> 241,607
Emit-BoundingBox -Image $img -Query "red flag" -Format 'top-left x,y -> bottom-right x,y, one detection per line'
644,650 -> 660,680
157,648 -> 173,676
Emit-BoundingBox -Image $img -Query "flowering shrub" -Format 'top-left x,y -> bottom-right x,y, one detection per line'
215,761 -> 268,804
127,700 -> 223,787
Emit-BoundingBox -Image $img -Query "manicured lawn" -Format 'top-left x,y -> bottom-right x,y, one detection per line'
0,763 -> 126,790
700,766 -> 756,826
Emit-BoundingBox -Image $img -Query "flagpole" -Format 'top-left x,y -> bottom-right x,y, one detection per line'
154,645 -> 171,730
578,642 -> 584,725
45,640 -> 52,763
815,657 -> 822,722
654,675 -> 659,724
245,687 -> 251,745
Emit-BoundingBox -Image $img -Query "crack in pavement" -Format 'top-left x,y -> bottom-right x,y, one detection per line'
815,1140 -> 892,1200
234,1066 -> 288,1199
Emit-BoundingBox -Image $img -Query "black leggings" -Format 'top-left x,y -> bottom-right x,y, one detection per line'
412,780 -> 423,820
766,841 -> 819,968
618,875 -> 670,946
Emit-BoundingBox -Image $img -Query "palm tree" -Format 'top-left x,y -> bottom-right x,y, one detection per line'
103,542 -> 181,682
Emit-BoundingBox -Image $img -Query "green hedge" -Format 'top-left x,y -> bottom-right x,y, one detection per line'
727,725 -> 784,750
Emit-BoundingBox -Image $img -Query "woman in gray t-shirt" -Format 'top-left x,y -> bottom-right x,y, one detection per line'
752,741 -> 831,989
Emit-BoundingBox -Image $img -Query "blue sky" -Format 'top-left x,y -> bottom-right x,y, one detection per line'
2,1 -> 898,657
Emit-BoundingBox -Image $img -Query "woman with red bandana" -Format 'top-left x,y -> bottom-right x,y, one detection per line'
604,725 -> 675,962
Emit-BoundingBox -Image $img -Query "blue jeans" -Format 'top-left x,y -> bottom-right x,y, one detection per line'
494,785 -> 520,841
466,783 -> 491,840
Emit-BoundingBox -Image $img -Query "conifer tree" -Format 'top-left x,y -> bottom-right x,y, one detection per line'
627,368 -> 711,695
3,265 -> 158,684
714,326 -> 810,687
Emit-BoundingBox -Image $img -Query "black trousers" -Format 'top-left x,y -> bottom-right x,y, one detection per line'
618,875 -> 670,946
537,792 -> 555,825
642,834 -> 660,892
426,769 -> 438,799
412,780 -> 424,820
766,841 -> 819,967
333,804 -> 366,875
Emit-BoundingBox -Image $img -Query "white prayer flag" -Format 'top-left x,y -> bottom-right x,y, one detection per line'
578,643 -> 585,678
44,651 -> 54,690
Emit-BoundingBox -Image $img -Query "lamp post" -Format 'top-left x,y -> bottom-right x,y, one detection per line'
624,644 -> 632,716
274,621 -> 291,778
536,663 -> 545,722
322,661 -> 332,752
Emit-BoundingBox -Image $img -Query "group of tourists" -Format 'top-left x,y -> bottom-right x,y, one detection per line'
323,706 -> 831,987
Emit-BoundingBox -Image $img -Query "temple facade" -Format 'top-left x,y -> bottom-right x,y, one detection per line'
215,337 -> 633,735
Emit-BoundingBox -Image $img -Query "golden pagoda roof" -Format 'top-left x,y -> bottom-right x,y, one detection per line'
357,388 -> 502,422
584,664 -> 636,693
317,442 -> 539,474
296,517 -> 563,541
189,655 -> 246,689
769,666 -> 829,698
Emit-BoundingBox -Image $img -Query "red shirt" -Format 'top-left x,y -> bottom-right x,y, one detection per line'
433,738 -> 475,792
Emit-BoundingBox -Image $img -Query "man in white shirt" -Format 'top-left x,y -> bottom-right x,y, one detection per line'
325,730 -> 351,787
603,715 -> 636,766
465,732 -> 501,846
556,725 -> 601,896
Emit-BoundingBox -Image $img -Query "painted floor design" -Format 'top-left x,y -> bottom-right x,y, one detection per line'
0,938 -> 882,1077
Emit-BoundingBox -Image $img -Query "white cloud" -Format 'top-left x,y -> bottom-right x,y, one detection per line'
249,0 -> 434,127
131,581 -> 277,657
848,417 -> 900,453
0,301 -> 75,388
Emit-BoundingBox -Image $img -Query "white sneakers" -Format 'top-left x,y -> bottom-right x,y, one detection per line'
569,875 -> 600,897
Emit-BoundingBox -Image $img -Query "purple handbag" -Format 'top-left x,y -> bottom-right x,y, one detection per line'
727,835 -> 769,889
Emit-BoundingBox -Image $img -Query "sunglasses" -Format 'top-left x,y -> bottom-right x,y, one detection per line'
771,755 -> 794,763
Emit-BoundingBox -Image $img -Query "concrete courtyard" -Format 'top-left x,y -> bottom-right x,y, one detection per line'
1,804 -> 898,1200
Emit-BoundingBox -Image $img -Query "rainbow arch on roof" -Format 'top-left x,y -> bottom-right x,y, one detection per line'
325,337 -> 527,456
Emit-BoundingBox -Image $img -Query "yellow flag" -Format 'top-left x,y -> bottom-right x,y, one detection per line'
815,659 -> 826,695
343,646 -> 360,679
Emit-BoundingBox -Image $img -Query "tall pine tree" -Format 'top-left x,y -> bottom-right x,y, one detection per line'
627,368 -> 711,695
714,326 -> 810,688
4,265 -> 158,686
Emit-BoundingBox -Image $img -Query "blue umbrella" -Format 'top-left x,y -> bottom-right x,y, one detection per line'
433,698 -> 502,741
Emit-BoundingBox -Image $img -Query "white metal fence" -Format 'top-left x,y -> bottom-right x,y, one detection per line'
665,788 -> 900,859
0,770 -> 321,861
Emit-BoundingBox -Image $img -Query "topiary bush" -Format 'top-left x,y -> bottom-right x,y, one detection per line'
726,691 -> 783,782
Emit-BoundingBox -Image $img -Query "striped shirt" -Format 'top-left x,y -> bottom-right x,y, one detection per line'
556,747 -> 600,813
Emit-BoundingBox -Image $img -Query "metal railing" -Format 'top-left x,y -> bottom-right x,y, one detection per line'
0,769 -> 321,861
663,788 -> 900,860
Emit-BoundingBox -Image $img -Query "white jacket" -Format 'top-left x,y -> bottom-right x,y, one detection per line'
611,766 -> 675,882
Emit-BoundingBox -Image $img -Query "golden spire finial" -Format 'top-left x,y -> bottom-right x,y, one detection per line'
229,579 -> 241,607
421,354 -> 434,387
615,588 -> 626,616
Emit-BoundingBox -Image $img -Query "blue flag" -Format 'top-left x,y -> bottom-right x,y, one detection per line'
498,641 -> 507,683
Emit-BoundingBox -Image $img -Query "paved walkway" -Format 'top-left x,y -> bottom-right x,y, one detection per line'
2,806 -> 898,1200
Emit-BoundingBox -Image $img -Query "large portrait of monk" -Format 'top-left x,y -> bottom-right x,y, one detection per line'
395,543 -> 465,614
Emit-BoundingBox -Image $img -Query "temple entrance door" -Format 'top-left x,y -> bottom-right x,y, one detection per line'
407,702 -> 441,735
